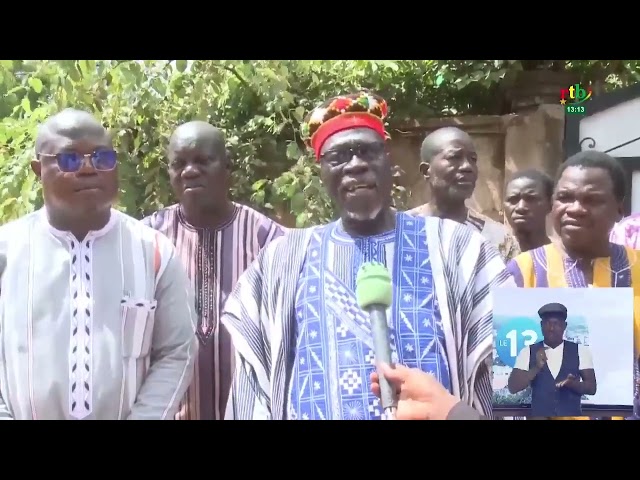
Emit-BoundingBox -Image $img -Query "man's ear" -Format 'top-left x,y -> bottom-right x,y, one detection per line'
419,161 -> 430,180
31,159 -> 42,179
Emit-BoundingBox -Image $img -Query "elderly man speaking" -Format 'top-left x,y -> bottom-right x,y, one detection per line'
221,92 -> 513,420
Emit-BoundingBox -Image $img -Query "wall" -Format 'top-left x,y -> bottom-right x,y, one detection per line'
390,104 -> 566,226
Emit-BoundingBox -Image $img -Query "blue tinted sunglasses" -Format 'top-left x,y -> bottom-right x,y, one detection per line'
38,149 -> 118,173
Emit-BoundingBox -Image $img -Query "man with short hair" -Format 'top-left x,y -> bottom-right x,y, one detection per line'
0,108 -> 197,420
221,92 -> 513,420
408,127 -> 519,261
143,121 -> 284,420
507,302 -> 596,418
503,169 -> 553,252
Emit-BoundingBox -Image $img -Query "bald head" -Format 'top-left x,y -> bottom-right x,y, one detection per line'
167,121 -> 232,215
420,127 -> 472,163
418,126 -> 478,207
36,108 -> 109,154
169,121 -> 226,160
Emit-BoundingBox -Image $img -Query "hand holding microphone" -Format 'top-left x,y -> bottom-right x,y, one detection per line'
356,261 -> 482,420
370,363 -> 460,420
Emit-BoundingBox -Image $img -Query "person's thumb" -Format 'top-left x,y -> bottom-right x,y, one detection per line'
378,362 -> 408,385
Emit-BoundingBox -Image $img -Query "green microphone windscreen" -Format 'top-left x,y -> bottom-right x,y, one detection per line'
355,261 -> 393,309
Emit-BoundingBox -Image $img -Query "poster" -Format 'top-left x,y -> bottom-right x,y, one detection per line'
492,287 -> 635,417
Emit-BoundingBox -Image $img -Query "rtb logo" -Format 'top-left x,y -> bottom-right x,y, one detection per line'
560,83 -> 593,105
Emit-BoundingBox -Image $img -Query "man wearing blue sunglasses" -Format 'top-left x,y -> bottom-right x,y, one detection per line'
0,108 -> 198,420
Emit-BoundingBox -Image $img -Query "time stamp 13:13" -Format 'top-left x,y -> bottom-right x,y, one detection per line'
566,105 -> 586,115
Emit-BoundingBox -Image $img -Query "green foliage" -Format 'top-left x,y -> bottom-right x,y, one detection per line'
1,60 -> 638,227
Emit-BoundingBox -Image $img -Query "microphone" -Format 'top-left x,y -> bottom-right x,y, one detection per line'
355,261 -> 397,419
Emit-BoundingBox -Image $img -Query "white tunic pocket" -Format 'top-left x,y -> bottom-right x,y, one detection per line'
120,297 -> 157,358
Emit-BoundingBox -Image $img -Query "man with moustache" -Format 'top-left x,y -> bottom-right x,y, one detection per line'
0,108 -> 197,420
408,127 -> 519,261
143,121 -> 284,420
220,92 -> 514,420
503,169 -> 553,252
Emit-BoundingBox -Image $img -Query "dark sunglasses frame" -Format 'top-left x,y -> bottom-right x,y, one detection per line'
320,143 -> 385,165
37,149 -> 118,173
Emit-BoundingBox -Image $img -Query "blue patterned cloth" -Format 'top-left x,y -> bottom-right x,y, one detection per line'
287,212 -> 451,420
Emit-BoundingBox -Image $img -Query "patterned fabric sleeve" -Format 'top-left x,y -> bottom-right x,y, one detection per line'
222,231 -> 308,419
224,352 -> 271,420
221,238 -> 281,419
505,258 -> 526,287
257,216 -> 287,249
462,234 -> 516,417
610,215 -> 640,249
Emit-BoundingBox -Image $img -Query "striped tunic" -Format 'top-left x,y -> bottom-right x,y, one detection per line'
143,203 -> 285,420
222,213 -> 514,420
408,205 -> 520,262
0,208 -> 197,420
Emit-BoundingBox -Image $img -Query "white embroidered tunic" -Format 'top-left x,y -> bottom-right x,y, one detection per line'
0,208 -> 197,420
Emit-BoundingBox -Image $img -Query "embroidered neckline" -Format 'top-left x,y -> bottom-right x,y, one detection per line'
176,203 -> 240,233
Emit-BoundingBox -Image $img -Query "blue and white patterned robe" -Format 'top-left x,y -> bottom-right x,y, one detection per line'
289,214 -> 450,420
222,213 -> 514,420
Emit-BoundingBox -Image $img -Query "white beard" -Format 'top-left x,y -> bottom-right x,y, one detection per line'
343,204 -> 384,223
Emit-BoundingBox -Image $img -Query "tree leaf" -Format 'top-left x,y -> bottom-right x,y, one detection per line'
20,97 -> 31,113
0,58 -> 637,228
176,60 -> 188,73
28,77 -> 43,93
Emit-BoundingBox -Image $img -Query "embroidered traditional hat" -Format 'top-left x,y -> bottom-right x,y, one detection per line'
301,91 -> 389,160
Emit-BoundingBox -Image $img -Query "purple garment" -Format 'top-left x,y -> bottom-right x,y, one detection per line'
610,213 -> 640,249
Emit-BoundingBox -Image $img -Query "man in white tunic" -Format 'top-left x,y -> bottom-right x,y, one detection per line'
0,108 -> 197,420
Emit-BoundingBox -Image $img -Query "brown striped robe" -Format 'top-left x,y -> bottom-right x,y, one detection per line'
143,203 -> 285,419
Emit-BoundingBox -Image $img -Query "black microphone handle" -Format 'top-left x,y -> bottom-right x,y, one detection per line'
368,304 -> 398,411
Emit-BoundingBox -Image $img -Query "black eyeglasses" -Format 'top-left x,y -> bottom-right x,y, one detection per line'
37,149 -> 118,173
320,143 -> 385,165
